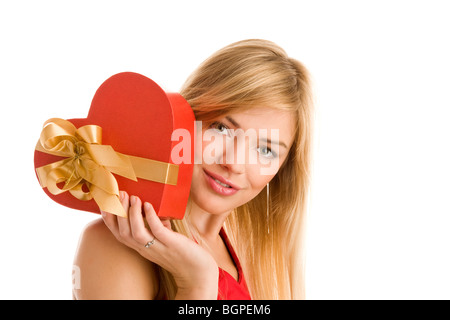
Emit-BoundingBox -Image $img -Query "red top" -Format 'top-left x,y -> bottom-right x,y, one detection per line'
217,229 -> 252,300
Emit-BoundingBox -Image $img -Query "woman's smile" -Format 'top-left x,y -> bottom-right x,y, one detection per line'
203,168 -> 242,196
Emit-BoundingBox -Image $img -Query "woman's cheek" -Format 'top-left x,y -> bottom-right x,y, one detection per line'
199,130 -> 226,165
246,165 -> 276,192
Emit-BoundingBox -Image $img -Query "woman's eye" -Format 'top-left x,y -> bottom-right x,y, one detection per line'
257,146 -> 276,159
211,122 -> 231,136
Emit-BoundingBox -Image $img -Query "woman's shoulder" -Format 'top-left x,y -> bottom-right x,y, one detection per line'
77,218 -> 122,250
73,218 -> 160,299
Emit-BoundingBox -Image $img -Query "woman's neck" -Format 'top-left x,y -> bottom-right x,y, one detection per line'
187,201 -> 231,242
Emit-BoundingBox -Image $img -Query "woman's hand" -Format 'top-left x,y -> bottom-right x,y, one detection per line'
101,191 -> 218,299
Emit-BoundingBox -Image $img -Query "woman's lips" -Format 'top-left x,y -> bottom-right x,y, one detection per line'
203,169 -> 241,196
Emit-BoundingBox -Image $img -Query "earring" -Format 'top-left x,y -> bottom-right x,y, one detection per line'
266,182 -> 270,234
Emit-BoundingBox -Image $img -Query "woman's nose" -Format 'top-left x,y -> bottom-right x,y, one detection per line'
219,135 -> 246,174
220,157 -> 245,174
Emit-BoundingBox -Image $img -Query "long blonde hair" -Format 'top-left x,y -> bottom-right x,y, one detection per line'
158,39 -> 313,300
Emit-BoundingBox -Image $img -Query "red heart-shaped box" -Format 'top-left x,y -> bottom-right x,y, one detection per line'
34,72 -> 195,219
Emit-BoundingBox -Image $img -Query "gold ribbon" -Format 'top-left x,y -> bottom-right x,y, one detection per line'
35,118 -> 179,217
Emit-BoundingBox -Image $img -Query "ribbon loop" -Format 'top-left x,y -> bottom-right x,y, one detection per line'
35,118 -> 179,217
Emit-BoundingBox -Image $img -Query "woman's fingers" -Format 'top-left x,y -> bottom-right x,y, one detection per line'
101,192 -> 175,253
101,209 -> 118,233
120,190 -> 129,211
128,196 -> 156,247
116,192 -> 132,241
100,193 -> 218,290
143,202 -> 174,246
160,218 -> 172,230
101,192 -> 123,234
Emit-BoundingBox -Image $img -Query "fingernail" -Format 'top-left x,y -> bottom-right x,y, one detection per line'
119,191 -> 125,201
144,202 -> 151,210
130,196 -> 136,205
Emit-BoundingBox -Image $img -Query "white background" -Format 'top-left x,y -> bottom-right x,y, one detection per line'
1,0 -> 449,299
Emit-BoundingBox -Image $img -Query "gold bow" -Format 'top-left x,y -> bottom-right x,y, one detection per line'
35,118 -> 179,217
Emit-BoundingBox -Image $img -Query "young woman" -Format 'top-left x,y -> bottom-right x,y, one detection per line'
73,39 -> 313,300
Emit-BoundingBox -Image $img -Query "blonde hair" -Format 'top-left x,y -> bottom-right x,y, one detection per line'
158,39 -> 313,300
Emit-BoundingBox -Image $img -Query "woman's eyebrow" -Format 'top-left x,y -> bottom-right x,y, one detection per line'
225,116 -> 288,149
260,138 -> 288,149
225,116 -> 240,128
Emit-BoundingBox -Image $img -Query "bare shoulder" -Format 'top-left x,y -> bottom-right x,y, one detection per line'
73,218 -> 160,300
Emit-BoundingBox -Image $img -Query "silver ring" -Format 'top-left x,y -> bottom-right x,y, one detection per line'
144,238 -> 156,248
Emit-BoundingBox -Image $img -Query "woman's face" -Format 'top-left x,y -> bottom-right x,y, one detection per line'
190,107 -> 296,215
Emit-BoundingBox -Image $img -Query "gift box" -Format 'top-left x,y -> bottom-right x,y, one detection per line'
34,72 -> 195,219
